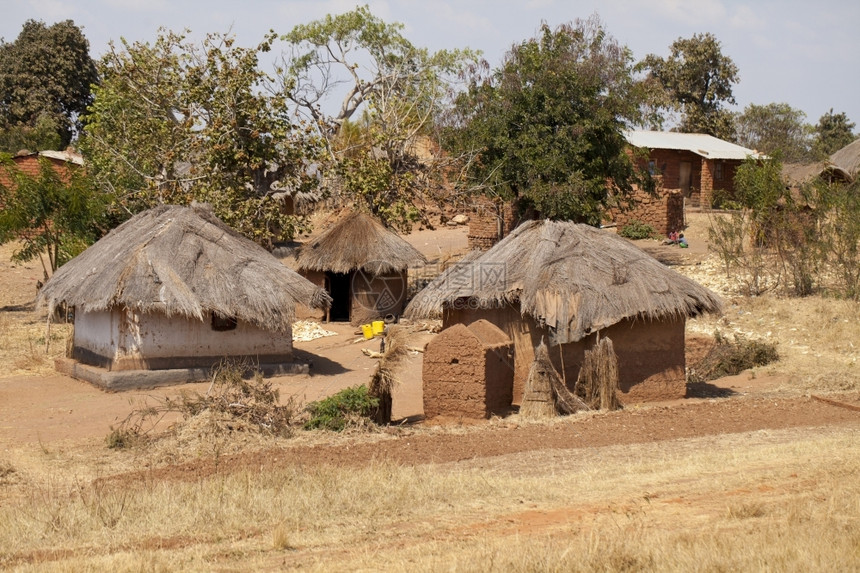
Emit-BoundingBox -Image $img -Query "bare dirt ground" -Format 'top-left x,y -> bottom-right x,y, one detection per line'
2,213 -> 860,570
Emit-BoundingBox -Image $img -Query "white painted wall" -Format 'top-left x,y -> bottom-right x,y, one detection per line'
120,311 -> 292,359
74,309 -> 119,360
74,308 -> 292,369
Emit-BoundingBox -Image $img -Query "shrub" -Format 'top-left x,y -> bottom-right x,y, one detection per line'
688,331 -> 779,383
619,220 -> 657,240
304,385 -> 379,431
105,359 -> 296,448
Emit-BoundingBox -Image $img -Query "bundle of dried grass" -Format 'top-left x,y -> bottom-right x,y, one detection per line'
576,337 -> 621,411
368,325 -> 411,424
520,342 -> 589,419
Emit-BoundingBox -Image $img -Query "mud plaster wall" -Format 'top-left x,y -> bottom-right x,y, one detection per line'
73,309 -> 293,371
613,188 -> 685,237
351,269 -> 408,324
296,270 -> 326,321
444,304 -> 686,404
423,323 -> 514,419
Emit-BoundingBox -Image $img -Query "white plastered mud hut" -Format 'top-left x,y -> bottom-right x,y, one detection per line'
295,212 -> 426,324
406,220 -> 723,405
38,203 -> 330,390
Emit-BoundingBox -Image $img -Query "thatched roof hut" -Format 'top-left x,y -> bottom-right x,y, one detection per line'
829,138 -> 860,179
406,219 -> 722,344
408,220 -> 722,405
296,211 -> 425,275
39,203 -> 330,334
782,161 -> 852,188
295,212 -> 426,323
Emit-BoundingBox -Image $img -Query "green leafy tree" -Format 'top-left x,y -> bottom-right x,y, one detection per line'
812,108 -> 856,158
281,6 -> 479,230
81,30 -> 325,246
0,113 -> 62,153
0,155 -> 105,276
734,103 -> 812,163
641,33 -> 739,138
445,16 -> 643,224
0,20 -> 98,150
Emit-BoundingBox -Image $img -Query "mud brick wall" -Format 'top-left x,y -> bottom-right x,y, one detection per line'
614,187 -> 685,237
423,321 -> 514,419
468,197 -> 519,250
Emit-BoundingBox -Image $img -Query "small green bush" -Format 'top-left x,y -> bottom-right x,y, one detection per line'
304,385 -> 379,431
619,220 -> 657,240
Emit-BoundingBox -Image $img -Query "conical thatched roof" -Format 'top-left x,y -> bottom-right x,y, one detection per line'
829,138 -> 860,179
38,203 -> 330,333
295,212 -> 425,275
405,220 -> 722,344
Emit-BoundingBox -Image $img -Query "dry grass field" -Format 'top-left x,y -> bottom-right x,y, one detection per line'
1,215 -> 859,572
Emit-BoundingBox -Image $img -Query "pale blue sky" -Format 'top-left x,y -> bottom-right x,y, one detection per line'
2,0 -> 858,130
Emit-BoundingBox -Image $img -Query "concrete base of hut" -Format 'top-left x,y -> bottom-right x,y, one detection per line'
55,358 -> 309,392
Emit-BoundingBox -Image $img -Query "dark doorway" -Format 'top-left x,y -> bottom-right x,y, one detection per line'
326,271 -> 352,321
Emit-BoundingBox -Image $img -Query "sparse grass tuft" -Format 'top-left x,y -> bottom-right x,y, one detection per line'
271,523 -> 293,551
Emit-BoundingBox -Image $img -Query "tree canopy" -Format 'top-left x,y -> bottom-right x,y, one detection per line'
281,6 -> 479,230
0,20 -> 98,150
812,108 -> 856,158
81,30 -> 325,246
0,155 -> 105,276
444,16 -> 644,224
734,102 -> 812,163
641,33 -> 738,139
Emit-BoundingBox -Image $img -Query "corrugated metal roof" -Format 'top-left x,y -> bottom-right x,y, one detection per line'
624,130 -> 764,160
38,150 -> 84,165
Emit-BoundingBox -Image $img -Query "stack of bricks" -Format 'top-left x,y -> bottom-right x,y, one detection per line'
468,197 -> 518,250
613,187 -> 684,237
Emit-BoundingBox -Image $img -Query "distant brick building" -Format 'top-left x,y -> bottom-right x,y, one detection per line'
615,131 -> 763,236
0,149 -> 84,187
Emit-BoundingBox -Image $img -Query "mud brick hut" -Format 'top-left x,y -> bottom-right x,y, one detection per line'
423,319 -> 514,420
37,203 -> 330,390
406,220 -> 722,404
295,212 -> 425,324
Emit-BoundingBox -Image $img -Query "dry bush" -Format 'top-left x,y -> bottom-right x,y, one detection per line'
688,331 -> 778,383
0,459 -> 15,483
369,325 -> 411,424
107,360 -> 295,448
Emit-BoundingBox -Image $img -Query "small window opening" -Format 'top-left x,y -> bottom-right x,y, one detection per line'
450,358 -> 460,364
211,312 -> 237,331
